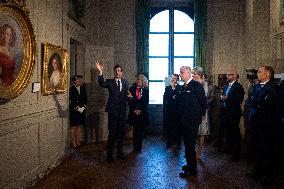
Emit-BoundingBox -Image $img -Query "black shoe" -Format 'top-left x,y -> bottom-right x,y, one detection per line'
166,144 -> 172,149
246,171 -> 261,180
231,155 -> 240,162
134,149 -> 142,153
182,164 -> 189,171
179,169 -> 197,178
116,153 -> 126,160
260,175 -> 273,187
106,156 -> 114,163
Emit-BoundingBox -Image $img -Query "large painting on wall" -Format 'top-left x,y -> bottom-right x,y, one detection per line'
42,42 -> 68,95
0,1 -> 36,99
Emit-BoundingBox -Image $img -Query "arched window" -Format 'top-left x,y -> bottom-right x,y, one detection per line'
148,8 -> 194,104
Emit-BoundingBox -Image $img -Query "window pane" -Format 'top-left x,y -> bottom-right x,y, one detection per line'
174,34 -> 194,56
174,58 -> 194,74
150,10 -> 169,32
149,82 -> 165,104
174,10 -> 194,32
149,58 -> 168,80
149,34 -> 169,56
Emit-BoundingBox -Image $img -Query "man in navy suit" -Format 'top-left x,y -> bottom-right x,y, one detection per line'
96,61 -> 129,162
178,66 -> 207,177
247,66 -> 279,186
220,70 -> 244,161
164,74 -> 183,149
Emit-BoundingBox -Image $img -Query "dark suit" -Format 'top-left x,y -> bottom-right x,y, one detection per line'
220,81 -> 244,159
69,84 -> 87,126
164,84 -> 182,147
178,80 -> 206,172
128,83 -> 149,151
250,81 -> 280,178
98,75 -> 129,157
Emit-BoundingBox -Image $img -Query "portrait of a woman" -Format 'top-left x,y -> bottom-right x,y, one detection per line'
0,24 -> 16,87
48,53 -> 62,88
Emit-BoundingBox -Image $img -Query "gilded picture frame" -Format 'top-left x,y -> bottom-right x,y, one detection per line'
280,0 -> 284,25
0,2 -> 36,99
42,42 -> 68,95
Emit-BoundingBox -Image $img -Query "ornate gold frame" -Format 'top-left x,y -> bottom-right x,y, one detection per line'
0,2 -> 36,99
42,42 -> 68,95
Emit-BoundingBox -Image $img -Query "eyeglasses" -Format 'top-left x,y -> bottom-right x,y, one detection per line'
227,74 -> 235,76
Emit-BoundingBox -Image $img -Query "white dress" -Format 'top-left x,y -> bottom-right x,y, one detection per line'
49,70 -> 61,87
198,81 -> 210,135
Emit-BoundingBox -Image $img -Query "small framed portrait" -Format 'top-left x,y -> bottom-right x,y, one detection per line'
217,74 -> 228,89
0,2 -> 36,99
42,42 -> 68,95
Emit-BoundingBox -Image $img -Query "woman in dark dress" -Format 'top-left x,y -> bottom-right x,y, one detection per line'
69,75 -> 87,148
128,74 -> 149,152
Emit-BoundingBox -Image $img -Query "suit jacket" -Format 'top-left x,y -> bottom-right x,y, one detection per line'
250,80 -> 279,128
98,75 -> 129,116
221,81 -> 244,116
69,84 -> 88,110
69,84 -> 88,125
164,84 -> 182,114
178,80 -> 207,125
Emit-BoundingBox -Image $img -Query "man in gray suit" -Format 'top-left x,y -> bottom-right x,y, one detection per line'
96,61 -> 129,162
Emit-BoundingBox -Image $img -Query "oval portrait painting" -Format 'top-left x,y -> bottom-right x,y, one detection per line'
0,13 -> 24,89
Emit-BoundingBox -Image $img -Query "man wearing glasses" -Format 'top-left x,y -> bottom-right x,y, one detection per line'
219,70 -> 244,161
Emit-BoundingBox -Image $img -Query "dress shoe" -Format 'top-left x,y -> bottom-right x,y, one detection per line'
116,153 -> 126,160
182,164 -> 189,171
260,175 -> 273,187
231,155 -> 240,162
166,144 -> 172,149
134,149 -> 142,153
246,171 -> 261,180
179,169 -> 197,178
106,156 -> 114,163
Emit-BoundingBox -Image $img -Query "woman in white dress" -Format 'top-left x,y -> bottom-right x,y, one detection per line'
192,66 -> 209,161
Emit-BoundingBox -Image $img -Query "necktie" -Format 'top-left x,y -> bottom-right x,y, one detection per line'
117,80 -> 121,91
225,84 -> 232,96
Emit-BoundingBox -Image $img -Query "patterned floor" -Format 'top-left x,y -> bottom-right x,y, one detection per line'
30,135 -> 284,189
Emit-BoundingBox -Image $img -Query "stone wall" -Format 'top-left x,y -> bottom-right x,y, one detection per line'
0,0 -> 69,188
0,0 -> 136,188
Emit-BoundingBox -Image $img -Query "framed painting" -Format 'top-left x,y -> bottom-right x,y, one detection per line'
0,1 -> 36,99
280,0 -> 284,25
42,42 -> 68,95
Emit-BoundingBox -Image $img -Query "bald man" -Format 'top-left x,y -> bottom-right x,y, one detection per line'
220,69 -> 244,161
247,66 -> 280,186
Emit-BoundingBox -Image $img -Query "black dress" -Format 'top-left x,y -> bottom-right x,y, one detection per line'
69,84 -> 87,126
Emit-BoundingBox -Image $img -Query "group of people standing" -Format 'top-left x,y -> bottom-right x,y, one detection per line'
69,62 -> 207,178
215,65 -> 284,186
68,62 -> 284,183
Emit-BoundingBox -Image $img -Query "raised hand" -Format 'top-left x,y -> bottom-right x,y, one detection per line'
95,60 -> 103,76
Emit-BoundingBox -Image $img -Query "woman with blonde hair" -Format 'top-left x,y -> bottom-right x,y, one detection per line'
192,66 -> 209,161
127,74 -> 149,152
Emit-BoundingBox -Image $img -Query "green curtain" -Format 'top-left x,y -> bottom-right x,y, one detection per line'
135,0 -> 150,77
194,0 -> 207,69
